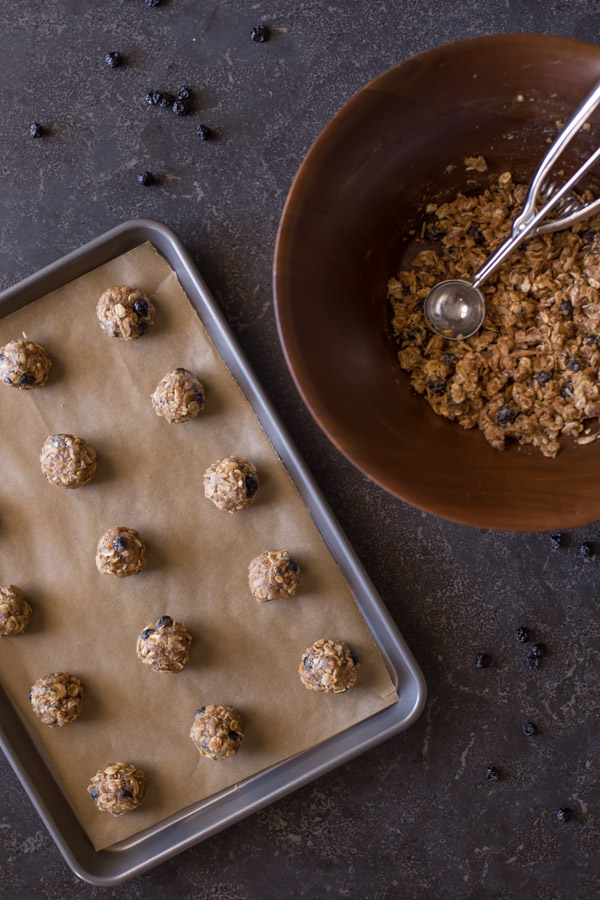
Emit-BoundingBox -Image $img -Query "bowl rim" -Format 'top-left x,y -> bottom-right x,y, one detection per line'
273,32 -> 600,531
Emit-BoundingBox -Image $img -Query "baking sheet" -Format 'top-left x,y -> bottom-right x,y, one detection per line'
0,242 -> 397,851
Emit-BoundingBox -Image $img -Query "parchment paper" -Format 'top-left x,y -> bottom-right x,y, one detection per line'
0,243 -> 397,851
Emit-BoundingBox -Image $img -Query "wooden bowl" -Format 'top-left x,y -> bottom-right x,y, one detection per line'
274,34 -> 600,531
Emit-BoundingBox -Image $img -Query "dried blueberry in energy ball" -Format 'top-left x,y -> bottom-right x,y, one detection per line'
156,616 -> 173,628
141,628 -> 154,640
496,405 -> 516,425
245,475 -> 258,498
536,371 -> 552,385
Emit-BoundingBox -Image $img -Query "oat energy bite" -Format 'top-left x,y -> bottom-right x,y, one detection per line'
40,434 -> 97,488
190,705 -> 244,759
248,550 -> 302,602
0,585 -> 32,635
388,173 -> 600,457
203,455 -> 259,512
88,762 -> 147,816
299,639 -> 359,693
0,334 -> 52,389
151,367 -> 205,423
29,673 -> 83,726
96,526 -> 147,577
136,615 -> 192,673
96,285 -> 155,340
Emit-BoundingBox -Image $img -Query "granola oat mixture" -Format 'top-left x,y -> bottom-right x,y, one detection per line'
87,762 -> 147,816
388,172 -> 600,457
0,585 -> 32,636
96,526 -> 147,577
248,550 -> 302,602
40,433 -> 97,488
0,334 -> 52,389
136,615 -> 192,673
190,704 -> 244,759
299,639 -> 359,693
29,672 -> 84,726
96,285 -> 155,340
203,455 -> 259,512
151,367 -> 205,423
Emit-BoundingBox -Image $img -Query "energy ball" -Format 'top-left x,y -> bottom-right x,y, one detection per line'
203,455 -> 259,512
96,526 -> 147,577
29,672 -> 84,726
190,704 -> 244,759
0,334 -> 52,389
151,367 -> 205,424
96,285 -> 155,340
248,550 -> 302,602
40,434 -> 97,488
136,615 -> 192,673
88,762 -> 147,816
0,585 -> 32,635
299,639 -> 359,693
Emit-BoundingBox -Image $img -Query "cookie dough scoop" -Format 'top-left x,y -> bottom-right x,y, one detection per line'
96,526 -> 147,577
0,334 -> 52,389
88,762 -> 147,816
190,705 -> 244,759
203,455 -> 259,512
151,367 -> 205,423
299,639 -> 359,693
0,585 -> 32,635
248,550 -> 302,602
96,286 -> 155,340
40,434 -> 97,488
136,615 -> 192,673
29,672 -> 84,726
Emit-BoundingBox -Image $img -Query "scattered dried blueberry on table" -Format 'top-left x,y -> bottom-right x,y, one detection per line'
556,807 -> 572,823
549,532 -> 565,549
251,24 -> 270,43
196,124 -> 212,141
475,653 -> 491,668
138,171 -> 155,186
105,51 -> 123,68
522,722 -> 537,736
172,99 -> 189,117
29,123 -> 43,138
158,92 -> 175,108
485,765 -> 501,781
530,643 -> 547,658
514,626 -> 529,643
527,654 -> 542,669
144,0 -> 162,6
177,87 -> 191,101
578,542 -> 594,558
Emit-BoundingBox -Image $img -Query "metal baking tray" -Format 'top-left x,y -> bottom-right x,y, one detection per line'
0,219 -> 426,885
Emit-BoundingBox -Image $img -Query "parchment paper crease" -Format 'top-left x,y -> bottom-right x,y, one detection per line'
0,242 -> 397,851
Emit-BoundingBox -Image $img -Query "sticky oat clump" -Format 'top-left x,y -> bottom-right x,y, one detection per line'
203,455 -> 259,512
40,434 -> 97,488
136,615 -> 192,673
248,550 -> 302,602
388,171 -> 600,457
88,762 -> 147,816
29,672 -> 84,727
0,334 -> 52,389
299,639 -> 359,693
96,526 -> 147,577
0,585 -> 32,636
151,367 -> 205,423
96,285 -> 155,340
190,704 -> 244,759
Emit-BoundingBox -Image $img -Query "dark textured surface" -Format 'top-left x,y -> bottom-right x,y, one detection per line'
1,2 -> 599,898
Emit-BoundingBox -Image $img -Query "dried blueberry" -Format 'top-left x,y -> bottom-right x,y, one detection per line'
561,381 -> 574,399
29,123 -> 43,138
566,357 -> 581,372
172,99 -> 189,117
28,689 -> 32,700
441,352 -> 456,366
134,297 -> 149,318
559,300 -> 573,317
428,377 -> 446,396
287,559 -> 298,572
196,124 -> 212,141
138,171 -> 155,186
118,788 -> 133,799
586,333 -> 600,347
582,229 -> 597,245
194,391 -> 204,404
105,51 -> 123,68
175,367 -> 187,373
19,373 -> 35,387
514,626 -> 530,643
425,223 -> 442,242
526,654 -> 541,669
475,653 -> 491,668
485,765 -> 501,781
195,708 -> 205,716
531,642 -> 546,658
349,650 -> 359,665
303,656 -> 310,670
251,24 -> 270,42
158,92 -> 175,109
177,87 -> 191,101
578,542 -> 594,557
141,628 -> 154,640
90,788 -> 99,800
157,616 -> 173,628
145,0 -> 162,6
228,730 -> 239,741
245,475 -> 258,498
201,742 -> 209,752
137,320 -> 149,335
113,536 -> 128,552
496,405 -> 516,425
467,224 -> 484,245
145,91 -> 162,106
549,532 -> 565,549
556,807 -> 571,823
522,722 -> 537,736
537,371 -> 552,386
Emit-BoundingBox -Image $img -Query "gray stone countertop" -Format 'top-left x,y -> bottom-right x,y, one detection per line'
1,2 -> 599,898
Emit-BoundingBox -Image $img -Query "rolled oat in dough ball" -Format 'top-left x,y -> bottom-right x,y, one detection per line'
96,285 -> 155,340
151,367 -> 205,424
0,334 -> 52,389
299,639 -> 359,693
0,585 -> 32,635
136,615 -> 192,673
203,455 -> 259,512
88,762 -> 147,816
40,434 -> 97,488
29,672 -> 84,726
190,704 -> 244,759
96,526 -> 147,577
248,550 -> 302,602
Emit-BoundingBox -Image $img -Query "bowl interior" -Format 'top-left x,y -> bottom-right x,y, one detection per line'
274,33 -> 600,531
